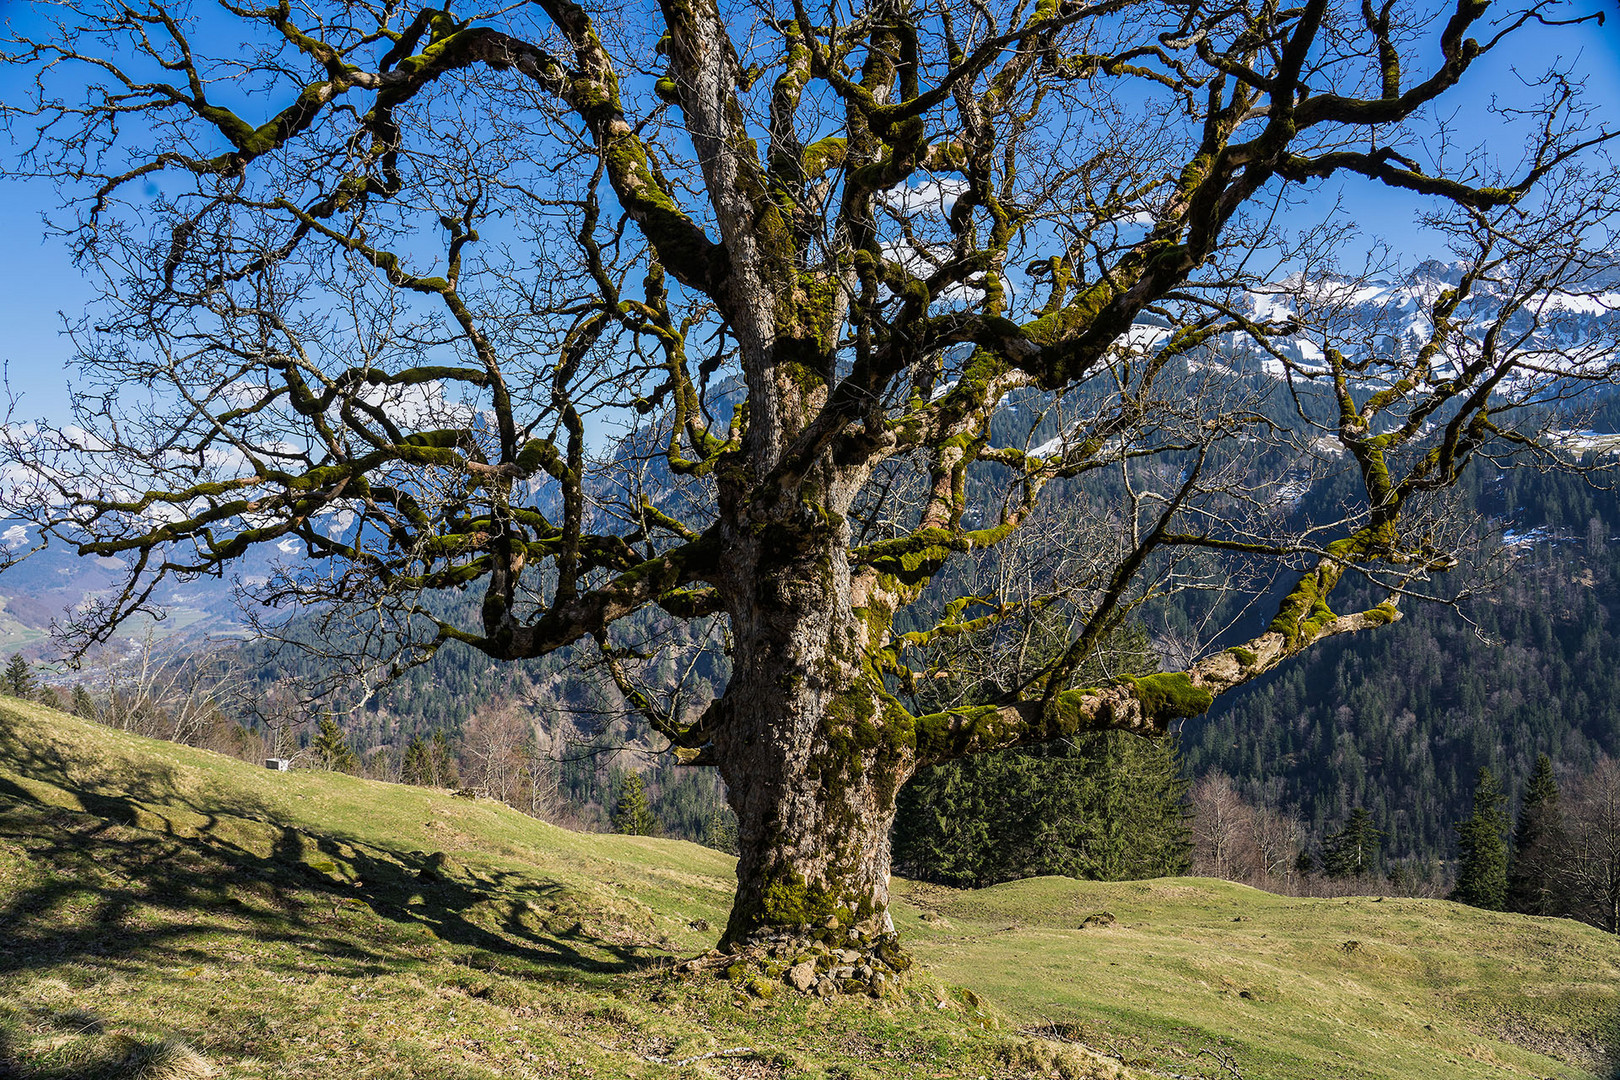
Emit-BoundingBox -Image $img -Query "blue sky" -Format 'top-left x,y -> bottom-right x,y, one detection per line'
0,2 -> 1615,424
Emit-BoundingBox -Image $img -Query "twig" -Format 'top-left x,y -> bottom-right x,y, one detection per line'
644,1047 -> 755,1067
1197,1047 -> 1246,1079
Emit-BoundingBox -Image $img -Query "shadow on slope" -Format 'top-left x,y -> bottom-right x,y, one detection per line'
0,712 -> 683,991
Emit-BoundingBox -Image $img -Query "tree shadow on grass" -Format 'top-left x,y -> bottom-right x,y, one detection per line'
0,725 -> 680,988
0,793 -> 667,979
0,1017 -> 214,1080
0,780 -> 682,1075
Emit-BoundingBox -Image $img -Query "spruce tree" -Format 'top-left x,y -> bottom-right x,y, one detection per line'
1322,808 -> 1383,878
429,730 -> 460,788
893,622 -> 1192,888
1451,766 -> 1510,910
311,714 -> 359,773
401,735 -> 433,785
1507,755 -> 1566,916
703,806 -> 740,855
3,654 -> 36,700
612,771 -> 658,836
894,730 -> 1192,887
70,685 -> 98,722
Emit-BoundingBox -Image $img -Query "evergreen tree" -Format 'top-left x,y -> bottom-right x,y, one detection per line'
612,771 -> 658,836
1451,766 -> 1511,910
311,714 -> 359,773
430,730 -> 460,788
893,622 -> 1191,888
70,685 -> 98,722
894,730 -> 1191,887
1508,754 -> 1566,916
702,806 -> 740,854
401,735 -> 433,785
1322,808 -> 1383,878
3,654 -> 36,700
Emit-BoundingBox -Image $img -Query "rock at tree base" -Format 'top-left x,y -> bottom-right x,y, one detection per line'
787,961 -> 817,992
692,914 -> 911,997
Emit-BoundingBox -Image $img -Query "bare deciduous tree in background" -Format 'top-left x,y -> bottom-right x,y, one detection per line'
2,0 -> 1617,976
1563,757 -> 1620,933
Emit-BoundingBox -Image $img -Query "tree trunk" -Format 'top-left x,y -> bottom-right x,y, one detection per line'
709,499 -> 915,987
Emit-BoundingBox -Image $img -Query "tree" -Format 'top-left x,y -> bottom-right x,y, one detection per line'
311,714 -> 359,773
703,805 -> 740,855
1322,808 -> 1383,879
1507,754 -> 1565,916
1250,806 -> 1306,884
1451,766 -> 1509,910
3,0 -> 1617,973
461,705 -> 532,803
895,730 -> 1189,886
98,637 -> 252,746
1562,757 -> 1620,933
401,735 -> 434,786
2,654 -> 36,700
1190,773 -> 1259,881
429,731 -> 461,789
896,618 -> 1190,887
70,685 -> 98,722
611,770 -> 659,836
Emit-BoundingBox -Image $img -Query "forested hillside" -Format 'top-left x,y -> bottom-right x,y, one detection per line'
1186,443 -> 1620,873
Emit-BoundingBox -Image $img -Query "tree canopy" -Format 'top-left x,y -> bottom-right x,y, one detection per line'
2,0 -> 1617,979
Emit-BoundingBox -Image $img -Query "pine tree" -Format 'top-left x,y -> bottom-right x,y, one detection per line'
311,714 -> 358,773
1507,754 -> 1566,916
612,771 -> 659,836
1451,766 -> 1510,910
3,654 -> 36,700
429,730 -> 460,788
70,685 -> 98,722
893,730 -> 1191,887
1322,808 -> 1383,878
893,622 -> 1192,888
401,735 -> 433,785
702,806 -> 740,854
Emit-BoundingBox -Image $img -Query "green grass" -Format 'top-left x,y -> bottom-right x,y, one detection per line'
1,697 -> 1617,1080
899,877 -> 1620,1078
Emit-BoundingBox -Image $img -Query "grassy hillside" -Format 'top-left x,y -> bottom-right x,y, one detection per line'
1,700 -> 1617,1080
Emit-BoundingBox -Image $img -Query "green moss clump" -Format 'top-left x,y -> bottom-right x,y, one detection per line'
1364,601 -> 1399,626
1127,673 -> 1214,722
1226,646 -> 1259,667
760,876 -> 839,927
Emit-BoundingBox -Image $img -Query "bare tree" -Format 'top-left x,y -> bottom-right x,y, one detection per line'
1250,806 -> 1305,884
2,0 -> 1617,980
1562,756 -> 1620,934
461,703 -> 535,804
98,635 -> 252,748
1191,772 -> 1259,880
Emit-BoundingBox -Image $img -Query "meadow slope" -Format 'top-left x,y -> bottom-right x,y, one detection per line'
0,698 -> 1616,1080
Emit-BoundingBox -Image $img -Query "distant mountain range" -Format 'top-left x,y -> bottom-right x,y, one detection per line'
4,256 -> 1616,674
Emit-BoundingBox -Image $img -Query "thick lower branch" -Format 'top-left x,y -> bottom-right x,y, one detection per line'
907,559 -> 1404,767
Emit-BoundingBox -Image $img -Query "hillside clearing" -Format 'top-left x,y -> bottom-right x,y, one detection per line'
1,699 -> 1616,1079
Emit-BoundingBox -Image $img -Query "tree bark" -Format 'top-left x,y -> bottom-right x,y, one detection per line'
710,484 -> 913,953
